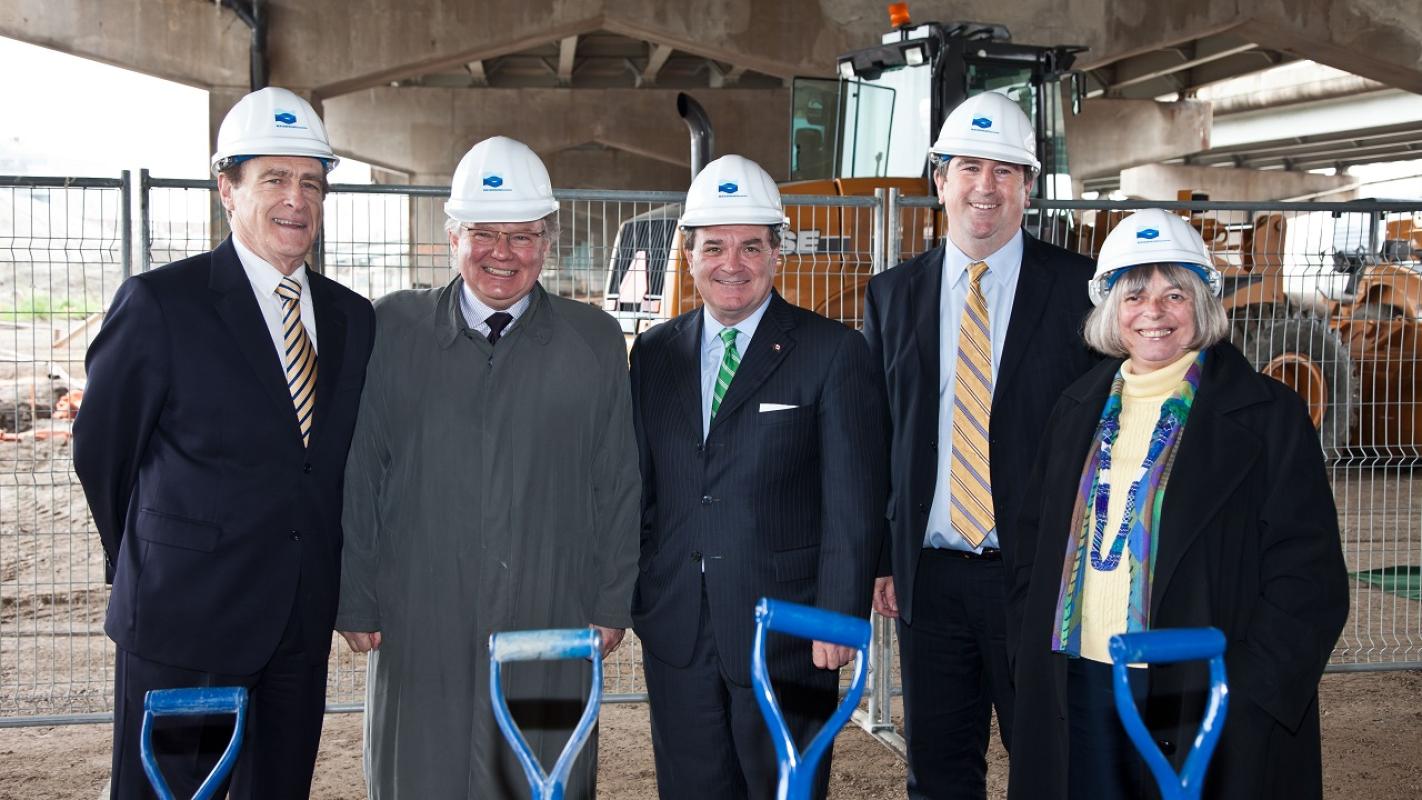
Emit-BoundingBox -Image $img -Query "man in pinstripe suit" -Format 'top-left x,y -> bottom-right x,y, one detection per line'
629,155 -> 887,800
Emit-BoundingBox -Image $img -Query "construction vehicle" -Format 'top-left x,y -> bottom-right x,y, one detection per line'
603,4 -> 1082,332
601,4 -> 1422,455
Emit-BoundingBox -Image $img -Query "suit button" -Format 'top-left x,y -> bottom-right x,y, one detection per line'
917,503 -> 928,514
691,551 -> 702,562
303,463 -> 313,474
695,443 -> 704,453
1158,739 -> 1176,756
701,495 -> 713,505
288,530 -> 301,541
928,439 -> 937,451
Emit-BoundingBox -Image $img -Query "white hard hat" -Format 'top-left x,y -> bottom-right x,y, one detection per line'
1088,208 -> 1222,306
210,87 -> 338,174
445,136 -> 559,224
929,91 -> 1040,173
679,155 -> 785,229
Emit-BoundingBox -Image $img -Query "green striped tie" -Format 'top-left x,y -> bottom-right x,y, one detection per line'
709,327 -> 741,425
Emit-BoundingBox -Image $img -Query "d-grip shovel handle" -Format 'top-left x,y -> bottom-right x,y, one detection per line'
489,628 -> 604,800
140,686 -> 249,800
1109,628 -> 1229,800
752,598 -> 872,800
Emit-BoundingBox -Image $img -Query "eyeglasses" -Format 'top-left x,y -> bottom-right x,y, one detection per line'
459,226 -> 547,251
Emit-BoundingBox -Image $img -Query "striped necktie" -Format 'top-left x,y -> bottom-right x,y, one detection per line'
709,327 -> 741,424
950,261 -> 994,548
275,276 -> 317,447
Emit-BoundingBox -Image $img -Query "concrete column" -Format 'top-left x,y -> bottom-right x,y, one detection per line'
1065,98 -> 1212,180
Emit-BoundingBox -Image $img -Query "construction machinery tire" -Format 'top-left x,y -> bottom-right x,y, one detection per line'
1245,318 -> 1357,452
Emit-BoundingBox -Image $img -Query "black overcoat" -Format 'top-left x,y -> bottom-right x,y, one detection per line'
1007,342 -> 1349,800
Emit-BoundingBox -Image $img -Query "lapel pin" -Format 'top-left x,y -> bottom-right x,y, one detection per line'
772,343 -> 782,352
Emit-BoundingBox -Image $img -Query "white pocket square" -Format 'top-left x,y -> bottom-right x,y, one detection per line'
759,403 -> 798,412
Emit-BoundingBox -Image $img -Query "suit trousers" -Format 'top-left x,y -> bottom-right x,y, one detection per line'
643,581 -> 836,800
109,594 -> 327,800
898,551 -> 1014,800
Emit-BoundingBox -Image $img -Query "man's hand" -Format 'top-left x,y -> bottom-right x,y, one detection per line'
592,625 -> 625,658
339,630 -> 382,653
812,641 -> 856,670
872,576 -> 899,619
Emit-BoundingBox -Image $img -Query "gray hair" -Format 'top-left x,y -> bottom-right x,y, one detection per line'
443,210 -> 560,243
680,225 -> 783,251
1082,262 -> 1230,357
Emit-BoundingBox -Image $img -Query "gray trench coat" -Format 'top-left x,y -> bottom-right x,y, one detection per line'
336,279 -> 640,799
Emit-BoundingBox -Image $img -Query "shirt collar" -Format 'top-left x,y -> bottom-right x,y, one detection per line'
460,282 -> 532,330
942,229 -> 1025,289
701,293 -> 773,350
231,233 -> 308,298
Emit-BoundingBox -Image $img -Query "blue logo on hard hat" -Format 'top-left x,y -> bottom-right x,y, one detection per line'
718,181 -> 739,195
971,116 -> 993,129
483,174 -> 504,188
1136,228 -> 1160,241
274,111 -> 298,125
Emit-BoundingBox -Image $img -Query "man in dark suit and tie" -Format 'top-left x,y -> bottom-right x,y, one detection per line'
863,92 -> 1099,799
73,87 -> 374,799
630,154 -> 887,800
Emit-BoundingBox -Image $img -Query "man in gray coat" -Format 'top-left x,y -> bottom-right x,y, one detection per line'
336,136 -> 641,799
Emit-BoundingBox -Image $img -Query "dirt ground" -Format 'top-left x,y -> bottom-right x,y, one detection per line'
1,670 -> 1419,799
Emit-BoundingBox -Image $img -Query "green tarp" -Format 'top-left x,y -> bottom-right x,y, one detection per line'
1351,566 -> 1422,601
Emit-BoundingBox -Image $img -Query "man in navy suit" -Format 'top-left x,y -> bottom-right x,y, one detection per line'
863,92 -> 1099,799
630,155 -> 886,800
73,87 -> 374,800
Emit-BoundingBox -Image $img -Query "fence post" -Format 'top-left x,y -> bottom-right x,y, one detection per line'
139,169 -> 151,274
120,170 -> 132,279
883,188 -> 902,274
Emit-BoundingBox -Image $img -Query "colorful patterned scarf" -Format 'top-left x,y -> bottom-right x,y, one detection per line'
1052,350 -> 1206,656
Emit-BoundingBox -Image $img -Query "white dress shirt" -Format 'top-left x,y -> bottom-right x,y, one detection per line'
924,230 -> 1025,552
700,295 -> 772,440
459,282 -> 532,337
232,234 -> 319,360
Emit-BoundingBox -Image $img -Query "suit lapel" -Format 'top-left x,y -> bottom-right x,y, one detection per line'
996,235 -> 1055,399
208,239 -> 300,433
911,248 -> 943,422
306,271 -> 347,450
707,293 -> 796,436
670,311 -> 705,434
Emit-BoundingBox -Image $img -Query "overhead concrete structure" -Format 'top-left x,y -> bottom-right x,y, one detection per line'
3,0 -> 1422,194
1120,163 -> 1358,201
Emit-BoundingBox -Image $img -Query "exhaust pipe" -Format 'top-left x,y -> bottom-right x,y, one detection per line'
677,93 -> 714,179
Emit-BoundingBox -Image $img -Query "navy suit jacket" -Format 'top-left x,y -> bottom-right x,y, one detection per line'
862,233 -> 1098,625
73,238 -> 375,674
629,291 -> 887,686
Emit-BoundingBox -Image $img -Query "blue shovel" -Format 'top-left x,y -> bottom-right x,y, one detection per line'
1109,627 -> 1230,800
751,598 -> 872,800
139,686 -> 248,800
489,628 -> 604,800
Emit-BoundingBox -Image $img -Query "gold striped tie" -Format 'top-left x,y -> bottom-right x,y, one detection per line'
276,276 -> 317,447
949,261 -> 994,548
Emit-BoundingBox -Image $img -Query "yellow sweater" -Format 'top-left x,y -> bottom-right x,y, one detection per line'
1079,350 -> 1199,664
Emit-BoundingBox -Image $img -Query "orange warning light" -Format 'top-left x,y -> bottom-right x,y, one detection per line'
887,3 -> 911,29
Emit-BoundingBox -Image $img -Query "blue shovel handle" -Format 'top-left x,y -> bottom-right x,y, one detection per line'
489,628 -> 604,800
139,687 -> 248,800
751,598 -> 872,800
1109,628 -> 1229,800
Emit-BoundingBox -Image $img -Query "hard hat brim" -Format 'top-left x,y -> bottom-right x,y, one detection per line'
444,197 -> 561,224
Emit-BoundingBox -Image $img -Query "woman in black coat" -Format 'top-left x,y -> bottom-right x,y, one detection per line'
1006,209 -> 1349,800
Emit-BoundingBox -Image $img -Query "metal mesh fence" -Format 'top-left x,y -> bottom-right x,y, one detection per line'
893,192 -> 1422,670
2,176 -> 1418,729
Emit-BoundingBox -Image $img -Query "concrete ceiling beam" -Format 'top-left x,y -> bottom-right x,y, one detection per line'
558,36 -> 578,86
1100,36 -> 1259,94
641,43 -> 673,86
